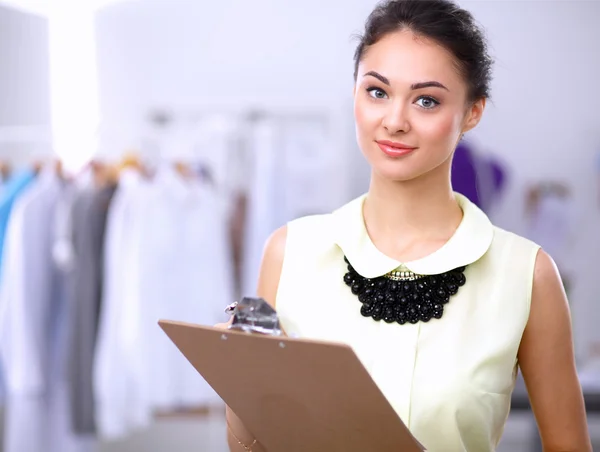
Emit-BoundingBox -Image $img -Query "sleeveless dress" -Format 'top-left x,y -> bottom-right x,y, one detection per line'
276,193 -> 540,452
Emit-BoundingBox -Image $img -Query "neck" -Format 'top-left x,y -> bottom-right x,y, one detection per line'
363,166 -> 463,259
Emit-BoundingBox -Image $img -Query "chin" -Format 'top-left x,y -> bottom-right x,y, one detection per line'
373,165 -> 426,183
365,148 -> 452,184
366,154 -> 427,183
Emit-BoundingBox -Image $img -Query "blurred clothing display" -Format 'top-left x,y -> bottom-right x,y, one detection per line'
144,113 -> 250,298
0,110 -> 335,447
579,350 -> 600,392
94,163 -> 230,440
0,169 -> 37,275
0,167 -> 95,452
451,142 -> 507,214
0,169 -> 37,404
524,182 -> 574,293
67,183 -> 116,434
451,143 -> 479,206
526,191 -> 573,262
0,156 -> 236,448
242,114 -> 335,296
597,151 -> 600,209
189,114 -> 250,203
93,168 -> 150,439
242,117 -> 281,297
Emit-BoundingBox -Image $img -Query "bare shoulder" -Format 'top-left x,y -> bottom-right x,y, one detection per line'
523,248 -> 570,363
525,248 -> 570,344
518,248 -> 592,451
530,248 -> 568,317
527,248 -> 575,337
533,248 -> 562,290
263,225 -> 288,263
256,225 -> 288,308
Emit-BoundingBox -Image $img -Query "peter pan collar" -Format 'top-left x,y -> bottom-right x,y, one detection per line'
332,192 -> 494,278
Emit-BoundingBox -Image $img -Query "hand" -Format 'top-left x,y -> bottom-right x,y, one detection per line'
214,318 -> 288,337
213,318 -> 233,330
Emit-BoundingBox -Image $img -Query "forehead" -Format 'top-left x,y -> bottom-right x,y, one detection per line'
358,30 -> 464,88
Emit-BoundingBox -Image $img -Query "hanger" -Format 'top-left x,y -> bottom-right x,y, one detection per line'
31,159 -> 43,175
174,160 -> 194,180
118,150 -> 151,179
92,161 -> 119,187
89,160 -> 105,186
119,151 -> 144,171
54,159 -> 65,180
0,160 -> 11,181
525,180 -> 571,218
104,165 -> 120,186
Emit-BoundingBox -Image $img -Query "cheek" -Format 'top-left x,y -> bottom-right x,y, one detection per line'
354,97 -> 379,139
419,113 -> 461,145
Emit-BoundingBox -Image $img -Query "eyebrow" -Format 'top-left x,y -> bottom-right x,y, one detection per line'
364,71 -> 449,91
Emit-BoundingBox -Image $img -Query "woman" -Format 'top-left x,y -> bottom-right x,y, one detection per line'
221,0 -> 591,450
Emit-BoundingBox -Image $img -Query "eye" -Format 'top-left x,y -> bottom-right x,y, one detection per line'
366,87 -> 388,99
415,96 -> 440,109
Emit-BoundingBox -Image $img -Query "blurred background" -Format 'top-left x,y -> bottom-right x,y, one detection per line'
0,0 -> 598,451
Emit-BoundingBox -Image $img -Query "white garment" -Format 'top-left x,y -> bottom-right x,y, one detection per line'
130,166 -> 227,413
52,185 -> 77,273
94,167 -> 232,440
0,170 -> 95,452
94,169 -> 150,439
277,193 -> 539,452
472,153 -> 496,212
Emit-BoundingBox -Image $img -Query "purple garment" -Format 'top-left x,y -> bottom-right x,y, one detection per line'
452,142 -> 481,207
490,159 -> 507,194
452,142 -> 508,213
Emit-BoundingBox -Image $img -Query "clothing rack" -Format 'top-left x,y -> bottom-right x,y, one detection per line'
93,105 -> 333,163
146,105 -> 330,127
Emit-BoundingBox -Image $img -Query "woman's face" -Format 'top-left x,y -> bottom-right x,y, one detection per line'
353,30 -> 485,182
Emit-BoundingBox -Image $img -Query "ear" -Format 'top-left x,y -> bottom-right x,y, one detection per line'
462,98 -> 486,134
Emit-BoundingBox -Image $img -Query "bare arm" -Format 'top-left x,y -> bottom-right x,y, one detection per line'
518,249 -> 591,452
216,226 -> 288,452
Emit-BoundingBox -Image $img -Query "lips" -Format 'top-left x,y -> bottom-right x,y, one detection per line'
376,140 -> 417,158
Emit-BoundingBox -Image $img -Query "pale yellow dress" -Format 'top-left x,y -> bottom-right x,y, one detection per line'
276,193 -> 540,452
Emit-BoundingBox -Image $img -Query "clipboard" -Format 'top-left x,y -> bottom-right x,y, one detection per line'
159,320 -> 426,452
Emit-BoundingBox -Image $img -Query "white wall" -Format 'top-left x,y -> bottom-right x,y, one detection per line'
95,0 -> 372,113
95,0 -> 600,358
94,0 -> 375,167
0,4 -> 51,164
0,4 -> 50,126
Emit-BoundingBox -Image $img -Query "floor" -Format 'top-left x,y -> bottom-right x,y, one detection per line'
1,405 -> 599,451
96,410 -> 600,452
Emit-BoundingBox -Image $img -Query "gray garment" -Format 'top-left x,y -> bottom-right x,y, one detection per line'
67,185 -> 116,435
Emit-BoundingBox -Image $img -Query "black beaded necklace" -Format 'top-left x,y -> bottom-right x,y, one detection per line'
342,256 -> 467,324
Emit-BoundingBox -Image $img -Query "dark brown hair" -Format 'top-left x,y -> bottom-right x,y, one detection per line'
353,0 -> 493,102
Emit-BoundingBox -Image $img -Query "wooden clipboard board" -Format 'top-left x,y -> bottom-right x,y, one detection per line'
159,320 -> 426,452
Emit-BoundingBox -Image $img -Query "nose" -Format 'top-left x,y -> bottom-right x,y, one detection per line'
382,102 -> 410,135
